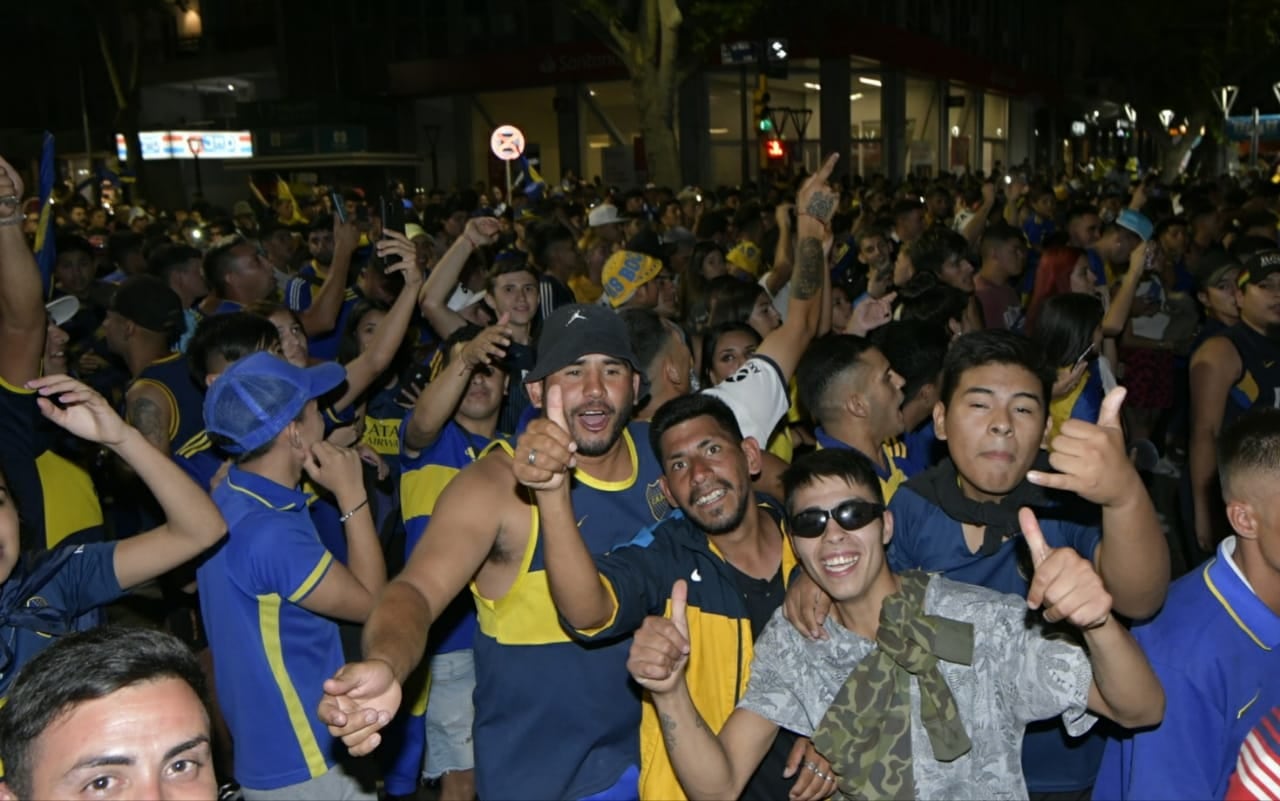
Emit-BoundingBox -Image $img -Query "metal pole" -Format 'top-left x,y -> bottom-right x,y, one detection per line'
192,152 -> 203,198
505,159 -> 512,210
78,62 -> 93,173
1252,107 -> 1261,170
739,66 -> 749,186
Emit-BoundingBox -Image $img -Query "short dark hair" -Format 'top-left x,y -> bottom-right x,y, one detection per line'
892,198 -> 924,220
619,307 -> 678,374
0,627 -> 208,799
107,231 -> 144,264
186,311 -> 280,386
1218,407 -> 1280,498
940,329 -> 1054,409
897,271 -> 973,336
147,243 -> 203,282
911,225 -> 970,276
649,392 -> 743,464
527,221 -> 576,269
1030,293 -> 1103,368
54,233 -> 94,261
1066,204 -> 1101,225
796,334 -> 877,425
307,214 -> 335,234
337,299 -> 393,366
202,236 -> 248,296
782,448 -> 884,514
979,222 -> 1025,256
870,321 -> 949,405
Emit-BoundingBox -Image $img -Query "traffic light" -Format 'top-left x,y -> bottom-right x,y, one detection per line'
763,38 -> 789,79
753,75 -> 772,133
765,139 -> 786,160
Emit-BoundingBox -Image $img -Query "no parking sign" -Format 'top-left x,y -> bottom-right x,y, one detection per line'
490,125 -> 526,161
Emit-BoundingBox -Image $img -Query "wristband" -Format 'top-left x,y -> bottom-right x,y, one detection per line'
0,214 -> 25,227
339,498 -> 369,523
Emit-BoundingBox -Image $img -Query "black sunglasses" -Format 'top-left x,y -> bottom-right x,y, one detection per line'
789,499 -> 885,538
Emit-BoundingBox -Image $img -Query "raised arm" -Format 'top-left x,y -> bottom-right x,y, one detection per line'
123,382 -> 176,455
1028,387 -> 1169,618
959,182 -> 997,248
332,256 -> 425,412
0,158 -> 46,388
1021,508 -> 1164,730
297,218 -> 358,336
419,218 -> 501,340
762,203 -> 794,298
1101,242 -> 1149,338
402,316 -> 511,455
27,375 -> 226,589
514,385 -> 616,630
319,455 -> 508,755
630,580 -> 780,799
755,154 -> 837,380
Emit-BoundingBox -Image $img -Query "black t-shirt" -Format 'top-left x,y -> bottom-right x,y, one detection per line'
726,562 -> 801,801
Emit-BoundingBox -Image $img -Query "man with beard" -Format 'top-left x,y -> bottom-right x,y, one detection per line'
1190,250 -> 1280,551
319,303 -> 665,800
513,392 -> 834,801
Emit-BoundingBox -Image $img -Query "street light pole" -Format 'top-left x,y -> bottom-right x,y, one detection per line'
187,136 -> 205,200
1213,85 -> 1240,175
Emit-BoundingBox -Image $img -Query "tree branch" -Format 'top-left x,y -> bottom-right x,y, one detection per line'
574,0 -> 641,65
655,0 -> 682,107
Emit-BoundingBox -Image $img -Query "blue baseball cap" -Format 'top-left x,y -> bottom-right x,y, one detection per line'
1116,208 -> 1153,242
203,352 -> 346,455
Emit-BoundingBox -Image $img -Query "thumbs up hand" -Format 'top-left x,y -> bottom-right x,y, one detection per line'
1021,508 -> 1113,630
1028,386 -> 1140,507
514,384 -> 578,491
627,579 -> 692,695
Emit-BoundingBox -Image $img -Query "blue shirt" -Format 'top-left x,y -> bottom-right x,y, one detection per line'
887,484 -> 1105,792
399,418 -> 493,655
1093,539 -> 1280,800
286,267 -> 361,362
198,468 -> 345,791
813,427 -> 911,501
0,543 -> 121,696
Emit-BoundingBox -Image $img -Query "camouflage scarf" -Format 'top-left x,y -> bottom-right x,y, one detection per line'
811,571 -> 974,800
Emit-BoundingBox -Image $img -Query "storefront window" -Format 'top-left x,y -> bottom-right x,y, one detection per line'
851,70 -> 883,177
983,92 -> 1009,173
905,76 -> 941,178
947,82 -> 979,173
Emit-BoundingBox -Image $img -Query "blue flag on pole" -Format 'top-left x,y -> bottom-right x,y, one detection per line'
34,132 -> 56,296
513,155 -> 546,201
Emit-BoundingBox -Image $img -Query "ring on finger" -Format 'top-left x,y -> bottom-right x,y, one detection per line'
804,760 -> 818,773
527,448 -> 538,465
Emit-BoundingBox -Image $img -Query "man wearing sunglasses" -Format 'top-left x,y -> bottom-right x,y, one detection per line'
627,448 -> 1164,801
785,330 -> 1169,800
511,390 -> 833,801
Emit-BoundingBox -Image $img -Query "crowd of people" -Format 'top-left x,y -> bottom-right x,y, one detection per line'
0,146 -> 1277,801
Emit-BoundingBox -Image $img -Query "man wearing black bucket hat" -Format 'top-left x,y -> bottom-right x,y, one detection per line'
321,302 -> 666,801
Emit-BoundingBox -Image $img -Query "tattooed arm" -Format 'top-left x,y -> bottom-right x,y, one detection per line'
125,383 -> 175,455
754,154 -> 838,381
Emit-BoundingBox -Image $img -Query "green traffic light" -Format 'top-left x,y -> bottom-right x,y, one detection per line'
759,118 -> 773,132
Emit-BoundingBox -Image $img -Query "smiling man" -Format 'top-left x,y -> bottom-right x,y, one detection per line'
320,303 -> 664,801
624,448 -> 1163,801
0,626 -> 217,801
514,391 -> 832,801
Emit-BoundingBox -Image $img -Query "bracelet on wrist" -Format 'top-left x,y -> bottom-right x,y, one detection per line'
0,214 -> 26,228
339,497 -> 369,524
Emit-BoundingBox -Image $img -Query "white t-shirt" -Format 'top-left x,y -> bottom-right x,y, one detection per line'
702,354 -> 790,447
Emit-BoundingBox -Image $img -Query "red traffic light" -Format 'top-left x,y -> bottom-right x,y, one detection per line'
765,139 -> 785,159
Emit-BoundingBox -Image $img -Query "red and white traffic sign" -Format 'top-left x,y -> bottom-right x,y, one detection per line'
490,125 -> 526,161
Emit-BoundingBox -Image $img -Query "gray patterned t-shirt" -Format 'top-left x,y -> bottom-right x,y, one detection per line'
739,575 -> 1095,801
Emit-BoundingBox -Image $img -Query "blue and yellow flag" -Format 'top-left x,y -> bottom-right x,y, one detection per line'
34,132 -> 56,296
514,155 -> 546,201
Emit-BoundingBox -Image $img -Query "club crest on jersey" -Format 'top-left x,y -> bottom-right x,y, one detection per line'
646,479 -> 671,521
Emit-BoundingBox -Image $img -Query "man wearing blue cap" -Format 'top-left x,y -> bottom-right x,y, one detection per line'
198,351 -> 386,800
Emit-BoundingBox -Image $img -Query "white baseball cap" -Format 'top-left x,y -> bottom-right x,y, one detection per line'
447,285 -> 486,312
588,204 -> 627,228
45,295 -> 80,327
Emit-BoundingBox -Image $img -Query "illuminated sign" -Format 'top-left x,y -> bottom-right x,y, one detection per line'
765,139 -> 785,159
116,131 -> 254,161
